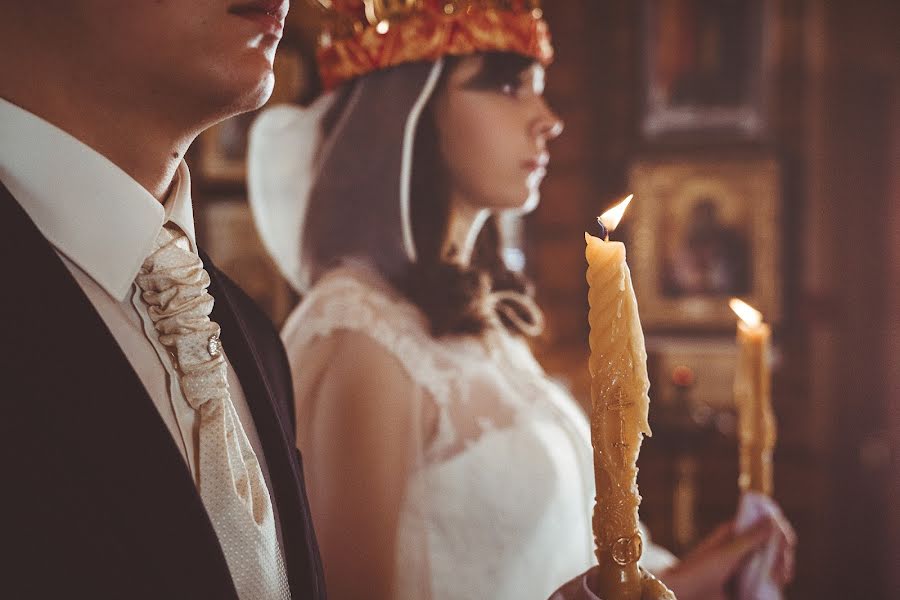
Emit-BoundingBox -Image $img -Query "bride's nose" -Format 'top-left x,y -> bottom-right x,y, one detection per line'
532,99 -> 564,142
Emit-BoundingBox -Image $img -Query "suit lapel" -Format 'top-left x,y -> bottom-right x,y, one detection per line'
205,258 -> 325,598
0,186 -> 239,598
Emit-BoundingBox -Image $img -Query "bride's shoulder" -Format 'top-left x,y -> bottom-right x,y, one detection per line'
282,263 -> 430,350
282,264 -> 456,406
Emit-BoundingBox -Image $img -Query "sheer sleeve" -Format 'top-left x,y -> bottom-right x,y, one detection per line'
288,328 -> 434,600
282,268 -> 439,599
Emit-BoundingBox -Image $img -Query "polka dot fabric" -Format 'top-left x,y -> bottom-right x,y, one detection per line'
137,226 -> 290,599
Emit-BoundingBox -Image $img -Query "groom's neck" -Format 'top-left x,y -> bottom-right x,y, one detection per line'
1,85 -> 195,203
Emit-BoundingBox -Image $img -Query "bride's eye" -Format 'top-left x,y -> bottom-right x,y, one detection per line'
499,77 -> 531,98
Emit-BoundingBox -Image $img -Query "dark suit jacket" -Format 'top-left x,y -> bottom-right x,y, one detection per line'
0,184 -> 325,599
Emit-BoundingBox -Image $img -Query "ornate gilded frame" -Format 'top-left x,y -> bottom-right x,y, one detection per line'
628,158 -> 781,330
640,0 -> 773,140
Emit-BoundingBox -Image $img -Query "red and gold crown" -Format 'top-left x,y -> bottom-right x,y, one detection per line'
312,0 -> 553,90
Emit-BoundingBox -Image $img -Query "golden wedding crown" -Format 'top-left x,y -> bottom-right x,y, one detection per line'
311,0 -> 553,90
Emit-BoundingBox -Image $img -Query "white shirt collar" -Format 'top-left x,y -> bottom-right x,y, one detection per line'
0,97 -> 197,302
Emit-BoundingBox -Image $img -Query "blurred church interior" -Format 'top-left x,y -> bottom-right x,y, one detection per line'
187,1 -> 899,598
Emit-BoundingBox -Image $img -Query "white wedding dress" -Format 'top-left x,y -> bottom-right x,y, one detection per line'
283,264 -> 673,599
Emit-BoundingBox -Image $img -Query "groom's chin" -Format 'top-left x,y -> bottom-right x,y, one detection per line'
200,63 -> 276,124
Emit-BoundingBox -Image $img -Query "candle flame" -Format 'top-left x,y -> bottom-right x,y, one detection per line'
730,298 -> 763,327
598,194 -> 633,232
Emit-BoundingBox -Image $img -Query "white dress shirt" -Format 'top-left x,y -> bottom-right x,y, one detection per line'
0,97 -> 283,542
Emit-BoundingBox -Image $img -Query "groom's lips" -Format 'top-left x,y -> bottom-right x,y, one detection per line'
228,0 -> 289,36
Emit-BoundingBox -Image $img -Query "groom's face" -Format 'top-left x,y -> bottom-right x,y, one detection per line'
5,0 -> 290,121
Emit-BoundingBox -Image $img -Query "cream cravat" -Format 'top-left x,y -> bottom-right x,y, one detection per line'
136,226 -> 290,599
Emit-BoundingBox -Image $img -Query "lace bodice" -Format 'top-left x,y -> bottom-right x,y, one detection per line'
283,265 -> 668,599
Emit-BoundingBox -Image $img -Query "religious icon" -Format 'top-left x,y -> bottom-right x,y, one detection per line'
641,0 -> 771,139
662,196 -> 751,298
627,157 -> 780,330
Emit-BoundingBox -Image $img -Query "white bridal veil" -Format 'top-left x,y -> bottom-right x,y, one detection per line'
248,59 -> 445,296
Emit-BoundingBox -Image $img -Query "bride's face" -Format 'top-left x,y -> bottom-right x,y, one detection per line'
433,54 -> 563,214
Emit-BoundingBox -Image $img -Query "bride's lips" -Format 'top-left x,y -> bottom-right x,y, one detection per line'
228,0 -> 289,35
522,153 -> 550,173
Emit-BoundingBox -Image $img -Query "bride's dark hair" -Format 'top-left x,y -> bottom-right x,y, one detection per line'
400,52 -> 544,338
307,53 -> 544,338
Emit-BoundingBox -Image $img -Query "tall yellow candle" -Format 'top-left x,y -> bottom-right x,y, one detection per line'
585,196 -> 671,600
730,299 -> 776,496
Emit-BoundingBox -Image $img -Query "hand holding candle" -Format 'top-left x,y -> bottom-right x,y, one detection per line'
586,196 -> 674,600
